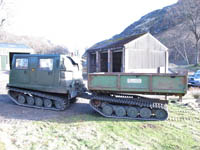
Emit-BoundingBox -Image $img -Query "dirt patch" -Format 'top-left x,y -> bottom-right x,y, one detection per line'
182,88 -> 200,112
196,99 -> 200,104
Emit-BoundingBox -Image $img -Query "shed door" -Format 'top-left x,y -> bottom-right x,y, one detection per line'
1,55 -> 7,70
11,57 -> 29,84
113,52 -> 122,72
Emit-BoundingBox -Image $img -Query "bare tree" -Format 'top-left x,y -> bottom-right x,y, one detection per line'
178,0 -> 200,65
173,42 -> 189,65
48,45 -> 69,54
0,0 -> 5,27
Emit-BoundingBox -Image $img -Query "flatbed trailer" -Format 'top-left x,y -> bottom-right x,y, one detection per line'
85,72 -> 188,121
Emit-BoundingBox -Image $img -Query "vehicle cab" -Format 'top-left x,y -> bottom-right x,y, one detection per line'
8,54 -> 85,98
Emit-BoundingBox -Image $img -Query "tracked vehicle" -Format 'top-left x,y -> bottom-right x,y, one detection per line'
7,54 -> 85,110
7,54 -> 188,121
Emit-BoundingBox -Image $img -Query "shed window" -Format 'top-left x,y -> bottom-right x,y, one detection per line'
39,58 -> 53,71
16,58 -> 28,69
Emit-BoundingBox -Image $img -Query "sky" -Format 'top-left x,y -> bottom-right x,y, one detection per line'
7,0 -> 178,52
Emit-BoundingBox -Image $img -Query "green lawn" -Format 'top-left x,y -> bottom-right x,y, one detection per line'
0,103 -> 200,150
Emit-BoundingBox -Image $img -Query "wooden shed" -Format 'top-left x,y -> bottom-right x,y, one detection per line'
0,43 -> 34,70
86,33 -> 168,74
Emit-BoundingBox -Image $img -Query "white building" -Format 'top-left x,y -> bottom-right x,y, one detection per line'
0,43 -> 34,70
86,33 -> 168,73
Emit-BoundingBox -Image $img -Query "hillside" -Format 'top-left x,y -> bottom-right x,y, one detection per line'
0,31 -> 69,54
92,0 -> 200,65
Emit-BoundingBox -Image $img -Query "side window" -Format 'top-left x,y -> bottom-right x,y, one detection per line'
39,58 -> 53,71
15,58 -> 28,69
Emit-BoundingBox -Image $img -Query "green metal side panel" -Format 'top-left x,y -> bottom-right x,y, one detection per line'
152,76 -> 186,94
1,55 -> 7,70
89,75 -> 118,90
88,73 -> 187,96
120,75 -> 149,92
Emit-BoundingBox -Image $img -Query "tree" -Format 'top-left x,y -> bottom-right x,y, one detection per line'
173,41 -> 189,65
0,0 -> 6,27
48,45 -> 69,54
178,0 -> 200,65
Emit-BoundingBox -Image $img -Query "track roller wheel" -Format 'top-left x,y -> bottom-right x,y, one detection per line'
26,96 -> 34,105
114,106 -> 126,117
102,104 -> 113,116
55,100 -> 68,110
35,97 -> 43,107
9,91 -> 18,98
127,107 -> 138,118
44,98 -> 53,108
17,95 -> 26,104
55,101 -> 62,109
140,108 -> 152,119
155,109 -> 168,120
92,100 -> 102,107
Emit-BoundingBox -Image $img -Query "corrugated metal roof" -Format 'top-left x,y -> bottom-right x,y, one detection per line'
87,33 -> 147,51
0,43 -> 30,49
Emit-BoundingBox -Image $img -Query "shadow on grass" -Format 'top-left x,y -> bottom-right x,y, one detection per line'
49,113 -> 147,125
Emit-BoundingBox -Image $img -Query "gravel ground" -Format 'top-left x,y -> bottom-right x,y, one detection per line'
0,71 -> 94,123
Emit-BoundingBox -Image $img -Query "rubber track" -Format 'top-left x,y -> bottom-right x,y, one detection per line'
110,93 -> 169,104
7,87 -> 69,111
89,94 -> 168,121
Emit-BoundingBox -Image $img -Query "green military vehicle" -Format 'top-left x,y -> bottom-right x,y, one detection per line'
7,54 -> 85,110
7,54 -> 188,121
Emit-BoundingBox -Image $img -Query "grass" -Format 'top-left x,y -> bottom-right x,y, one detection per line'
0,103 -> 200,150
